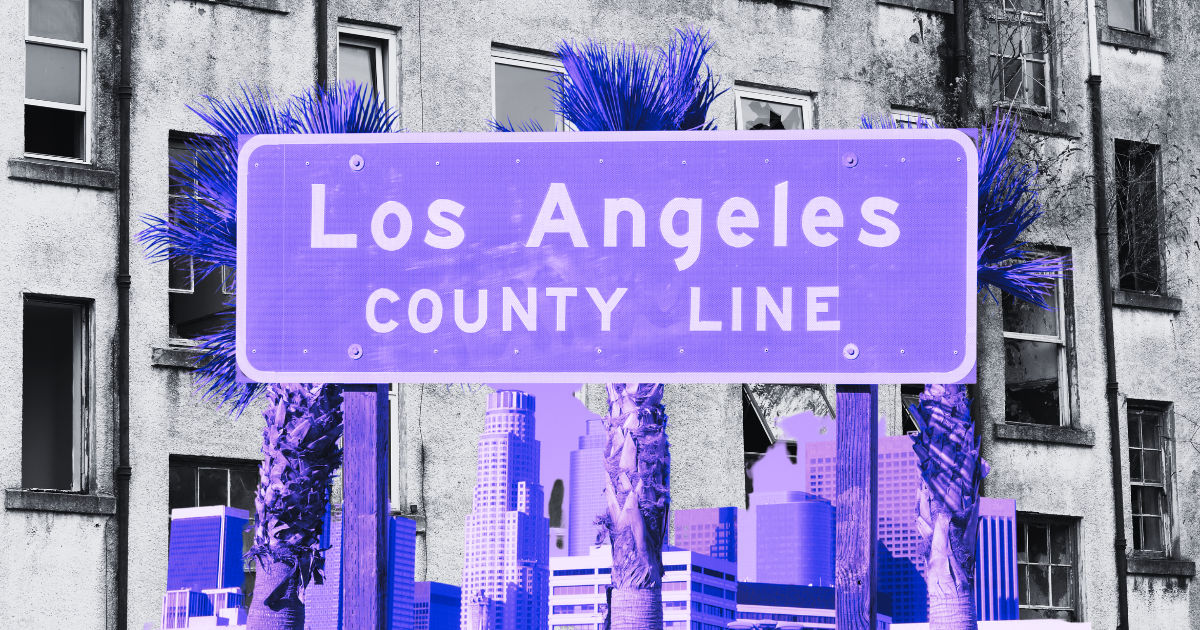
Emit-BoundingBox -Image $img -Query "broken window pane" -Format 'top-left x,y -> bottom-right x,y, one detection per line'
1004,339 -> 1060,425
1018,518 -> 1077,619
1003,289 -> 1058,336
740,98 -> 804,130
1115,140 -> 1162,293
22,299 -> 84,491
1129,406 -> 1170,553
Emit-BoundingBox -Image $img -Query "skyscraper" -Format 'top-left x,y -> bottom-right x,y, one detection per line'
568,418 -> 607,556
460,390 -> 549,630
166,506 -> 249,592
415,582 -> 463,630
673,507 -> 737,562
752,492 -> 835,587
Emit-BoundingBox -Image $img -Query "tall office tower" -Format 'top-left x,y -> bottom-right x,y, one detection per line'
415,582 -> 464,630
166,506 -> 249,592
752,492 -> 835,587
305,507 -> 418,630
460,390 -> 549,630
673,507 -> 737,562
568,418 -> 607,556
974,497 -> 1018,621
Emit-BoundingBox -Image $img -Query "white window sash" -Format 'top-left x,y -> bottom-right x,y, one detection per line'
25,0 -> 92,163
732,86 -> 813,131
336,25 -> 400,113
491,49 -> 567,131
1001,274 -> 1068,426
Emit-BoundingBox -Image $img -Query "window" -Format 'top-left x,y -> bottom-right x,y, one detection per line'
25,0 -> 90,161
1108,0 -> 1152,33
891,109 -> 936,129
1115,140 -> 1162,294
989,0 -> 1052,110
1016,517 -> 1077,620
1002,259 -> 1069,426
733,86 -> 812,130
492,48 -> 564,131
167,134 -> 230,342
900,384 -> 924,434
169,457 -> 259,598
22,296 -> 88,491
337,25 -> 398,109
1129,405 -> 1171,554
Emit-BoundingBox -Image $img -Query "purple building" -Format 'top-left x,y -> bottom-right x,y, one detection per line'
975,498 -> 1019,621
415,582 -> 463,630
460,390 -> 549,630
673,507 -> 737,563
166,506 -> 248,592
751,492 -> 835,588
568,418 -> 607,556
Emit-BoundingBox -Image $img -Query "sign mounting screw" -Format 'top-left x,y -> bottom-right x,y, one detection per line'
596,348 -> 602,354
433,349 -> 439,354
954,350 -> 959,355
678,348 -> 684,354
514,349 -> 520,355
900,157 -> 906,163
303,349 -> 309,354
842,153 -> 858,168
516,159 -> 521,164
843,343 -> 860,360
348,344 -> 363,360
763,347 -> 769,353
900,349 -> 905,354
349,155 -> 365,171
599,159 -> 604,164
681,160 -> 687,165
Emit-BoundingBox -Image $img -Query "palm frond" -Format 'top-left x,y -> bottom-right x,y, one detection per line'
487,117 -> 550,133
860,109 -> 1070,310
137,81 -> 401,413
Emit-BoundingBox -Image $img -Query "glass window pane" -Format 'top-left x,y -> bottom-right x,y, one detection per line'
1131,485 -> 1144,515
1002,288 -> 1059,336
26,43 -> 81,105
1128,414 -> 1141,448
230,468 -> 258,514
1108,0 -> 1137,30
1141,516 -> 1163,551
741,98 -> 804,130
1030,61 -> 1047,107
1129,449 -> 1143,482
198,467 -> 228,506
1002,57 -> 1024,101
169,465 -> 197,511
1017,526 -> 1028,563
1028,524 -> 1048,564
1143,450 -> 1162,484
1132,514 -> 1142,548
29,0 -> 85,42
1141,488 -> 1163,516
1050,566 -> 1073,608
1028,565 -> 1050,606
1005,339 -> 1061,425
1018,564 -> 1029,602
1050,524 -> 1072,565
339,43 -> 377,94
1141,412 -> 1160,449
494,62 -> 558,131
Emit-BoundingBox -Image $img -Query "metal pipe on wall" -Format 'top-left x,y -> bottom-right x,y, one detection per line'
955,0 -> 968,124
116,0 -> 134,624
317,0 -> 329,88
1085,0 -> 1130,628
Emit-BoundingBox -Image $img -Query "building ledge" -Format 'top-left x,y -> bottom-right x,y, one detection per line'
877,0 -> 954,14
152,346 -> 205,369
5,489 -> 116,515
994,422 -> 1095,446
175,0 -> 289,14
778,0 -> 832,7
1100,27 -> 1169,55
8,158 -> 118,190
1020,116 -> 1082,139
1127,557 -> 1195,577
1113,290 -> 1182,313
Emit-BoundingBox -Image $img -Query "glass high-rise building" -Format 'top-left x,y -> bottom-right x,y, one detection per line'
673,506 -> 737,562
752,492 -> 835,587
568,418 -> 607,556
460,390 -> 549,630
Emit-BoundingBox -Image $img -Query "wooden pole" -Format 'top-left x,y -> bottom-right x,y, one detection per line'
835,385 -> 878,630
342,384 -> 390,630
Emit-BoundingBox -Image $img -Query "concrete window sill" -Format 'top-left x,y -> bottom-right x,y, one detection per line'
8,158 -> 118,190
877,0 -> 954,14
152,346 -> 205,369
175,0 -> 289,14
994,422 -> 1095,446
785,0 -> 832,8
1113,290 -> 1182,313
1099,27 -> 1169,55
1020,116 -> 1082,140
1127,557 -> 1195,577
5,489 -> 116,515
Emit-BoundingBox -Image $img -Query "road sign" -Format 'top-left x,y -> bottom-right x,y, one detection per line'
237,129 -> 977,383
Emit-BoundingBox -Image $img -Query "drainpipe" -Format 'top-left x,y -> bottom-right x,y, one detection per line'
1086,1 -> 1130,629
955,0 -> 968,124
316,0 -> 329,88
116,0 -> 133,625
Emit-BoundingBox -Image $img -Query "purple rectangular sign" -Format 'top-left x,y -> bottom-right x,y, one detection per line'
237,130 -> 977,384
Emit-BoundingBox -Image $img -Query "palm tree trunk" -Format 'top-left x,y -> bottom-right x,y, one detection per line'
910,384 -> 988,630
600,383 -> 670,630
246,558 -> 304,630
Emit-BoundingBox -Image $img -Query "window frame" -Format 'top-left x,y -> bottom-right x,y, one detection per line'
732,85 -> 813,131
1001,256 -> 1071,427
491,48 -> 567,132
25,0 -> 93,164
987,0 -> 1055,115
1114,139 -> 1164,295
1015,514 -> 1080,621
890,108 -> 937,129
1126,401 -> 1176,558
336,23 -> 400,113
22,293 -> 93,493
1107,0 -> 1153,34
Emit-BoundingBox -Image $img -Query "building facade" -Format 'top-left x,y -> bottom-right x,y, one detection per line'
3,0 -> 1198,628
567,418 -> 606,557
750,492 -> 835,588
415,581 -> 464,630
460,390 -> 549,630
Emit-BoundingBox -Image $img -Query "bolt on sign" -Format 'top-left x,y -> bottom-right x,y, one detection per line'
236,130 -> 977,384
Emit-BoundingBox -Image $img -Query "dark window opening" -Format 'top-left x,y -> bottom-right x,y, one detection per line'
168,135 -> 230,340
169,457 -> 260,602
1115,140 -> 1162,294
1002,263 -> 1067,426
25,105 -> 84,159
900,384 -> 924,435
1016,517 -> 1077,620
22,298 -> 85,491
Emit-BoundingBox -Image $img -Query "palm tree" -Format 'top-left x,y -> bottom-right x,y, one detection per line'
138,81 -> 399,630
864,111 -> 1068,629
